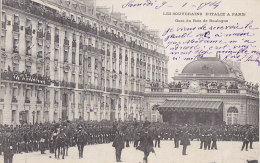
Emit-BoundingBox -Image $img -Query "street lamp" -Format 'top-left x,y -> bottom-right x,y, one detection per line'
139,109 -> 143,121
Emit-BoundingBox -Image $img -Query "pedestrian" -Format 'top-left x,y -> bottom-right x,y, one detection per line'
137,130 -> 155,163
204,130 -> 211,150
180,130 -> 190,155
241,130 -> 249,151
112,131 -> 124,162
174,130 -> 180,148
154,131 -> 161,148
211,130 -> 217,150
248,129 -> 254,149
199,130 -> 205,149
75,125 -> 85,159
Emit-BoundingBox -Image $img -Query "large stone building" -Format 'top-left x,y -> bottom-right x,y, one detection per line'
0,0 -> 168,125
145,57 -> 259,125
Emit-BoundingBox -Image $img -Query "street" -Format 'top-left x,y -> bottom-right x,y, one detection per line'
0,141 -> 258,163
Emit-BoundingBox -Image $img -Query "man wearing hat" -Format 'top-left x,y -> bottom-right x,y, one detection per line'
180,130 -> 190,155
75,125 -> 85,158
137,130 -> 154,163
112,131 -> 124,162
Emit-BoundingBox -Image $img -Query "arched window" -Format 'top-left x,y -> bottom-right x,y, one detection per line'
227,107 -> 239,124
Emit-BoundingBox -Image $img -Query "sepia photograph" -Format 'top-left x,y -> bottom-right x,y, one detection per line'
0,0 -> 259,162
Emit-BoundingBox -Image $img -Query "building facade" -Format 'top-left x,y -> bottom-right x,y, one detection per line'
0,0 -> 168,125
145,57 -> 259,125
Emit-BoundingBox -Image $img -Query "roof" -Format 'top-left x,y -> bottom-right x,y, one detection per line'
158,100 -> 223,113
182,57 -> 229,74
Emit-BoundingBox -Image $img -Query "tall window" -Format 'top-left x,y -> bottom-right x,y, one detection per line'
227,107 -> 239,124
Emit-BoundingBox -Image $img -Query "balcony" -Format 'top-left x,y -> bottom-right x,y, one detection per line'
151,88 -> 163,92
226,89 -> 239,94
106,87 -> 112,92
69,82 -> 76,88
114,89 -> 122,94
25,98 -> 30,103
54,80 -> 60,86
37,100 -> 42,104
3,0 -> 167,58
129,91 -> 144,96
1,69 -> 51,85
169,88 -> 182,92
60,81 -> 69,87
78,83 -> 84,89
207,89 -> 220,93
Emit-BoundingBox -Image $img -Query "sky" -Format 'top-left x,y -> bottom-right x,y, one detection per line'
96,0 -> 260,83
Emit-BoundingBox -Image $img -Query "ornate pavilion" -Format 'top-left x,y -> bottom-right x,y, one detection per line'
144,57 -> 259,125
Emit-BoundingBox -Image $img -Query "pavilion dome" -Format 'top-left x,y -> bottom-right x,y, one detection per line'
182,57 -> 230,74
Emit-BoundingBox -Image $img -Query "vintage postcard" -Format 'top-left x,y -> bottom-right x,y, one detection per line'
0,0 -> 259,162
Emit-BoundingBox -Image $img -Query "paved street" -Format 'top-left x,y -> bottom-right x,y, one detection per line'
0,141 -> 258,163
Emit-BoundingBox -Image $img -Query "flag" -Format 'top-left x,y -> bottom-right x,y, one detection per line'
90,108 -> 94,112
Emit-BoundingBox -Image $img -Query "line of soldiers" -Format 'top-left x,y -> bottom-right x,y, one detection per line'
0,120 -> 258,162
0,120 -> 116,162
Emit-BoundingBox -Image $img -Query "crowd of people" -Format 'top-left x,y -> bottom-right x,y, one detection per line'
0,120 -> 258,163
1,67 -> 52,85
167,80 -> 259,92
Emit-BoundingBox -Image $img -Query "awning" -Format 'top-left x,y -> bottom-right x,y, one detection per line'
158,100 -> 223,113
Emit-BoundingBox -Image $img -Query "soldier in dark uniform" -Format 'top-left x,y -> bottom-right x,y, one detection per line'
3,130 -> 15,163
180,130 -> 190,155
75,125 -> 86,159
174,129 -> 180,148
143,118 -> 151,129
199,129 -> 205,149
133,131 -> 140,147
241,130 -> 249,151
154,130 -> 161,148
137,130 -> 154,163
248,129 -> 254,149
211,130 -> 218,150
112,131 -> 124,162
204,130 -> 212,150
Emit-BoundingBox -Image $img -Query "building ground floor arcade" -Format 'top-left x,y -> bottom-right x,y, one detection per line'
0,82 -> 145,125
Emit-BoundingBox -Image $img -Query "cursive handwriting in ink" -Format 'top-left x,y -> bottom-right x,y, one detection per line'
155,1 -> 167,9
197,1 -> 222,10
122,0 -> 167,9
122,0 -> 153,8
162,21 -> 259,66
